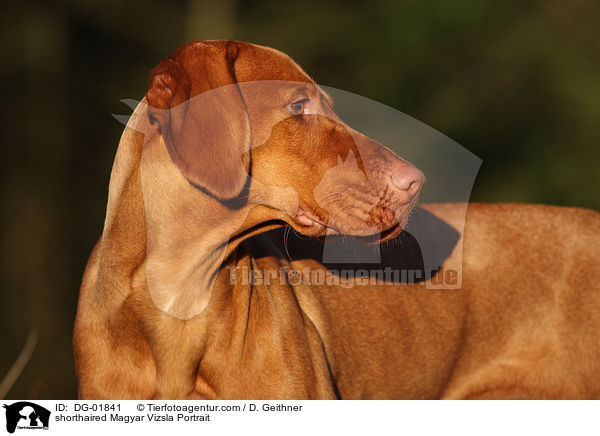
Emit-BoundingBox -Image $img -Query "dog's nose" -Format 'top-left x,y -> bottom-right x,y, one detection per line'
390,162 -> 426,198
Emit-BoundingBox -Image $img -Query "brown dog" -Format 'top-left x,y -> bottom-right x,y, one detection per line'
74,40 -> 600,399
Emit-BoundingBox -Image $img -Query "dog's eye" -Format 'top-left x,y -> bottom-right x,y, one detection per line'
289,99 -> 308,115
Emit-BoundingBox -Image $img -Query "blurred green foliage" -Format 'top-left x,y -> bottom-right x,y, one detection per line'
1,0 -> 598,398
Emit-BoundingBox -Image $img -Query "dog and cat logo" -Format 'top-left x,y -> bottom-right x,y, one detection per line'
2,402 -> 50,433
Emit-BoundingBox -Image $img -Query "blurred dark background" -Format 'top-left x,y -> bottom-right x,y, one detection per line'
1,0 -> 599,398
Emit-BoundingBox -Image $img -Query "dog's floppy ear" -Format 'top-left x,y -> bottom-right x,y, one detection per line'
146,41 -> 251,200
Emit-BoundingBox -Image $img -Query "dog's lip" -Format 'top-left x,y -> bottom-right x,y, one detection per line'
295,208 -> 342,234
294,207 -> 403,243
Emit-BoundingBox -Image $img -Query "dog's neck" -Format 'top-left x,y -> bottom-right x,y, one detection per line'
96,103 -> 336,398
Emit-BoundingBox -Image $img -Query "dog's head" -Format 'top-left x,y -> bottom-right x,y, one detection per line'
145,40 -> 425,243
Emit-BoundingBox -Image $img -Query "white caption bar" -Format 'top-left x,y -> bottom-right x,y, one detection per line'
0,400 -> 596,436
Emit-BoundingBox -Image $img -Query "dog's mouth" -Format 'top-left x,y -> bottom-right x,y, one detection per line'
294,207 -> 406,244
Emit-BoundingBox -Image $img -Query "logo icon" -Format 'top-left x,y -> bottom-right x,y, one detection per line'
2,402 -> 50,433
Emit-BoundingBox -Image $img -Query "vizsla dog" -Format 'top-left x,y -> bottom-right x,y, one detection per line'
74,40 -> 600,399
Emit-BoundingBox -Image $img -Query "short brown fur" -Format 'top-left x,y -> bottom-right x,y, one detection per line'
74,41 -> 600,399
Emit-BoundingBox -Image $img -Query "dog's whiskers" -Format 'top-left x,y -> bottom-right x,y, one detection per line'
283,225 -> 293,261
